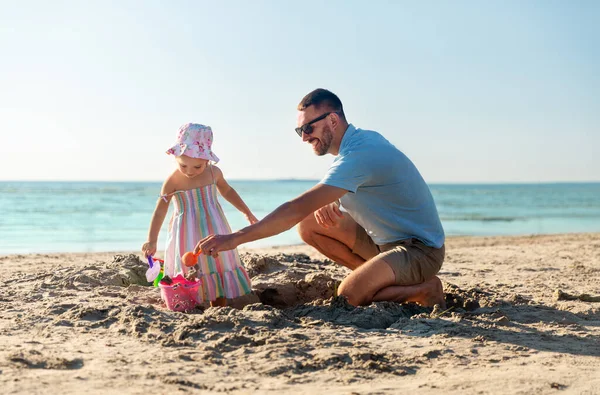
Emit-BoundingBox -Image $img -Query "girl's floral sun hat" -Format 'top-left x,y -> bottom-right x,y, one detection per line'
166,123 -> 219,163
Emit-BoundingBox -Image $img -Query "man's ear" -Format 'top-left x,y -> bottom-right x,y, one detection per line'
330,112 -> 340,129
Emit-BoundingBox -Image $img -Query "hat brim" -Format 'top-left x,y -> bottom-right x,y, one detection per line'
166,144 -> 220,163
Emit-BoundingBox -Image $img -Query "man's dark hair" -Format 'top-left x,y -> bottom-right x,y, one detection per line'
297,88 -> 346,120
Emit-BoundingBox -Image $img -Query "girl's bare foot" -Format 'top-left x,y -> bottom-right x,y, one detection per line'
210,297 -> 227,307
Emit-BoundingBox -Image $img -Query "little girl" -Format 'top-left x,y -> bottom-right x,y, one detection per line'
142,123 -> 257,307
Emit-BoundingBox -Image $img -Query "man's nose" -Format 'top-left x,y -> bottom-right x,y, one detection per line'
302,131 -> 311,142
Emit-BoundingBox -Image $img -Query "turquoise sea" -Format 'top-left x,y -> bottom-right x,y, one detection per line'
1,181 -> 599,254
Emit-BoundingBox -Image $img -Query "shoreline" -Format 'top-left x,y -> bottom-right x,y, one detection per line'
2,232 -> 600,258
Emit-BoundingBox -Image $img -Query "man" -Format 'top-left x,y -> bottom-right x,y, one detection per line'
195,88 -> 446,307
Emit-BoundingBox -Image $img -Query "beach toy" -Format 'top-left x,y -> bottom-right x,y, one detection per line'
182,251 -> 199,267
153,268 -> 164,287
146,256 -> 164,287
159,274 -> 203,311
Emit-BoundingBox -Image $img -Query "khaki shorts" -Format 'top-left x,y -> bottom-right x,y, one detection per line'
352,226 -> 445,286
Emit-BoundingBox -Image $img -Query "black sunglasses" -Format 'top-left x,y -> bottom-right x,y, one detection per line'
295,112 -> 337,137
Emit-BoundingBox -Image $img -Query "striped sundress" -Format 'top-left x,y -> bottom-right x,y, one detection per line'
162,169 -> 252,302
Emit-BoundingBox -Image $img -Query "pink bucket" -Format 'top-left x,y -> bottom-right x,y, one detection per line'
159,275 -> 203,312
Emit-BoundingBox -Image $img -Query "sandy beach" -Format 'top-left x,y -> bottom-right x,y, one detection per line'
1,233 -> 599,394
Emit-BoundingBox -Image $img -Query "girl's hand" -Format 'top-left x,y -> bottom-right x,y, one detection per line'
245,213 -> 259,225
142,241 -> 157,257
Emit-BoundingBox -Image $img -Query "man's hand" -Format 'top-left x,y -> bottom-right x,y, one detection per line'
194,234 -> 238,258
314,202 -> 344,229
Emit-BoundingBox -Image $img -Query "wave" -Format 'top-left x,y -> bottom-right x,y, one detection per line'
441,215 -> 518,222
441,213 -> 600,222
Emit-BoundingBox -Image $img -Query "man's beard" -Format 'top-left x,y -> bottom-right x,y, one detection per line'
314,125 -> 333,156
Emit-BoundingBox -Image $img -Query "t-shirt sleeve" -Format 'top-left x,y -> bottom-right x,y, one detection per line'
320,150 -> 371,193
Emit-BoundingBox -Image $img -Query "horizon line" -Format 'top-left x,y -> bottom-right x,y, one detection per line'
1,179 -> 599,185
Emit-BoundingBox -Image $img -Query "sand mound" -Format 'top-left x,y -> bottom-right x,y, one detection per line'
242,252 -> 343,308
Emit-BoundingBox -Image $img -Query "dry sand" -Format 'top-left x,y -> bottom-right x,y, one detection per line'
1,233 -> 599,394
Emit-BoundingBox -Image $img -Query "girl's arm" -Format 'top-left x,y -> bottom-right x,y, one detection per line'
142,175 -> 176,256
214,166 -> 258,224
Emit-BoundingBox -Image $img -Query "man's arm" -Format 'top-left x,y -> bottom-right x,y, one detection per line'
194,183 -> 347,255
236,183 -> 346,244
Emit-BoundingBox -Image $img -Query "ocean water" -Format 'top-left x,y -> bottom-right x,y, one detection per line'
1,181 -> 599,254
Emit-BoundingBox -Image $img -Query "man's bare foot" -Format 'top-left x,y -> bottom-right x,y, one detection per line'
416,276 -> 446,308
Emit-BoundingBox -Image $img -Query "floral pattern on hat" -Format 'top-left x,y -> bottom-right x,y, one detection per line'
166,123 -> 219,163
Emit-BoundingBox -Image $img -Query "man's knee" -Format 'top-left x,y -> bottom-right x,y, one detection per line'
337,282 -> 367,306
337,259 -> 397,306
297,215 -> 316,244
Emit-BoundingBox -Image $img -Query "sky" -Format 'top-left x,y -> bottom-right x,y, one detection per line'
1,0 -> 598,183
